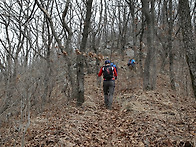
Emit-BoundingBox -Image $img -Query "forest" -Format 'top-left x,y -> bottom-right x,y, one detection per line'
0,0 -> 195,146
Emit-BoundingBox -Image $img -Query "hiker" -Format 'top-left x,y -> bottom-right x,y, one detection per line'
98,60 -> 117,110
127,58 -> 136,71
110,62 -> 118,73
110,62 -> 118,79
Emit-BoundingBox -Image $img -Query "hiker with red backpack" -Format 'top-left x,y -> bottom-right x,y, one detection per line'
98,60 -> 117,110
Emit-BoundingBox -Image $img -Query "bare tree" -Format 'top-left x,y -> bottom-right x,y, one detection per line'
89,0 -> 104,86
125,0 -> 138,57
168,0 -> 176,90
0,1 -> 35,114
141,0 -> 157,90
76,0 -> 93,106
35,0 -> 77,101
155,0 -> 178,90
179,0 -> 196,99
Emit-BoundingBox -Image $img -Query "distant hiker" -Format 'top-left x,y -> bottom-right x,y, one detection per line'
110,62 -> 118,79
98,60 -> 117,110
127,58 -> 136,71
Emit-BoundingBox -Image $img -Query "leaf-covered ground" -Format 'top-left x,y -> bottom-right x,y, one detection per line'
0,60 -> 196,147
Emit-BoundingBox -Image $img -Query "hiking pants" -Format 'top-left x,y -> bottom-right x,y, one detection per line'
103,80 -> 115,109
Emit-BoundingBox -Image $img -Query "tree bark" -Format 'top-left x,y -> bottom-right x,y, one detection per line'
76,0 -> 93,106
168,0 -> 176,90
179,0 -> 196,99
138,14 -> 145,77
142,0 -> 157,90
126,0 -> 137,58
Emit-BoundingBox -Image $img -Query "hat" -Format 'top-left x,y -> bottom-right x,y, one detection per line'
105,60 -> 110,64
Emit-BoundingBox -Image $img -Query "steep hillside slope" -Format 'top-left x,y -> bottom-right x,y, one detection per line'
0,57 -> 195,146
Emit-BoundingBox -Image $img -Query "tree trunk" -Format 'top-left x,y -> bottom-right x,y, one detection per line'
41,19 -> 53,107
36,0 -> 77,100
0,25 -> 14,114
76,0 -> 93,106
126,0 -> 137,58
92,32 -> 101,87
168,0 -> 176,90
142,0 -> 157,90
138,13 -> 145,77
179,0 -> 196,99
